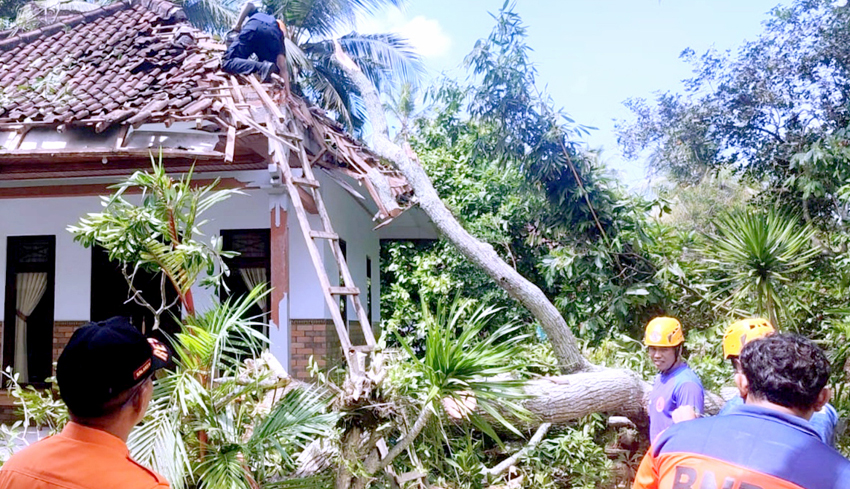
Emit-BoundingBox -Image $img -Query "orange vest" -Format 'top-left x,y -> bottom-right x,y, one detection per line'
0,422 -> 169,489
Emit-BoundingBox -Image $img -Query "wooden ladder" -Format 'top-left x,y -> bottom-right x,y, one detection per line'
243,75 -> 376,375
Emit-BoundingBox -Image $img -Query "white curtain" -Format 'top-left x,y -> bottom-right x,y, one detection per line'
239,268 -> 268,314
14,272 -> 47,382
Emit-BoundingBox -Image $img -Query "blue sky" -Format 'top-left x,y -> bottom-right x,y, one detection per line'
355,0 -> 787,189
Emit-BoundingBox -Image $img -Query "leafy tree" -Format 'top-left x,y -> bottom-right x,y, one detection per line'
617,0 -> 850,235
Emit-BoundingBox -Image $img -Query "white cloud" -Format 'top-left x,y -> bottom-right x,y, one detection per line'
354,9 -> 452,59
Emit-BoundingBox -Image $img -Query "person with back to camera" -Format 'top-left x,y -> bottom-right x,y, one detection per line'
633,333 -> 850,489
222,1 -> 290,94
719,317 -> 840,446
0,316 -> 172,489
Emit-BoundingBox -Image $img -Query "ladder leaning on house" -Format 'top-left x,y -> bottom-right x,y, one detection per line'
221,74 -> 377,378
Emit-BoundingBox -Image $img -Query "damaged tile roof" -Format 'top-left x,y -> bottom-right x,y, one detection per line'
0,0 -> 414,211
0,0 -> 217,127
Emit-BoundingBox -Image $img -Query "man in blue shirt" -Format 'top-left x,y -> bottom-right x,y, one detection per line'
634,334 -> 850,489
644,316 -> 705,442
719,317 -> 839,446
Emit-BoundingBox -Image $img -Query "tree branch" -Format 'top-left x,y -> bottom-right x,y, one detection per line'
373,403 -> 433,473
331,41 -> 590,373
483,423 -> 551,477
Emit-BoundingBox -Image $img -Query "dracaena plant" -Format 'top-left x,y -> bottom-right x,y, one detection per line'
704,208 -> 820,328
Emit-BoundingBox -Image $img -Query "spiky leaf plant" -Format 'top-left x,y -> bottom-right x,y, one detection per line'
704,209 -> 820,328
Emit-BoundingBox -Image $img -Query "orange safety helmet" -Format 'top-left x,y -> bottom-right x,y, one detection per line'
722,318 -> 775,359
644,316 -> 685,347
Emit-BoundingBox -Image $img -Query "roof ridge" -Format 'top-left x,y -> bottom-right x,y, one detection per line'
0,0 -> 187,52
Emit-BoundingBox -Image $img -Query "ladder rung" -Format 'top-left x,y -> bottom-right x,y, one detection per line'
350,345 -> 375,353
291,176 -> 320,188
310,231 -> 339,240
329,286 -> 360,295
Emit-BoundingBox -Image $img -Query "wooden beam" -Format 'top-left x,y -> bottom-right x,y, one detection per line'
0,178 -> 247,199
225,126 -> 236,163
114,125 -> 129,150
245,74 -> 285,121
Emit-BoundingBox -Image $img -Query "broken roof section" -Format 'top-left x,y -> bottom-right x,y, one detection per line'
0,0 -> 417,224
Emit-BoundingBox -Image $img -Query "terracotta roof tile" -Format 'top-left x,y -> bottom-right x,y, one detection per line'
0,0 -> 203,128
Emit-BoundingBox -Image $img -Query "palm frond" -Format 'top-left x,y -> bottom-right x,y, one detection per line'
197,446 -> 253,489
178,0 -> 236,33
247,385 -> 338,467
129,396 -> 192,489
705,209 -> 820,326
336,32 -> 422,89
271,0 -> 405,37
179,284 -> 270,372
396,297 -> 532,441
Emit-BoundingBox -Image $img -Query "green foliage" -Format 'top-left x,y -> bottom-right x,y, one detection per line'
262,0 -> 421,132
521,419 -> 612,489
0,368 -> 68,464
704,209 -> 820,328
394,297 -> 531,441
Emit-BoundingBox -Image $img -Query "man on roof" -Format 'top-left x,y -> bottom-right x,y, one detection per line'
222,2 -> 290,92
0,317 -> 172,489
633,334 -> 850,489
644,316 -> 704,442
719,317 -> 840,446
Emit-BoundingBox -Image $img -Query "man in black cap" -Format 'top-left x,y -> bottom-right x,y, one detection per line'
0,316 -> 171,489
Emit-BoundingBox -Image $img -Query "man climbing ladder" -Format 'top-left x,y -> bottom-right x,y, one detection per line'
222,2 -> 290,93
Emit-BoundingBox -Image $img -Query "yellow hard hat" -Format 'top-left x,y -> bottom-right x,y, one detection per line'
644,317 -> 684,347
722,318 -> 775,359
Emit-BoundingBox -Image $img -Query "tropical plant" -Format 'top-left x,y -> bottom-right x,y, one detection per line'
331,297 -> 532,489
394,297 -> 531,442
268,0 -> 422,132
65,163 -> 339,489
704,209 -> 820,328
130,303 -> 339,489
68,158 -> 239,325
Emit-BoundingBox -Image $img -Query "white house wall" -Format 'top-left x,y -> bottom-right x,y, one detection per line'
0,171 -> 383,370
300,171 -> 380,325
0,195 -> 98,321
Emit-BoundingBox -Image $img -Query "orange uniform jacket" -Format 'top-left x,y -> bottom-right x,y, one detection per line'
0,422 -> 169,489
632,404 -> 850,489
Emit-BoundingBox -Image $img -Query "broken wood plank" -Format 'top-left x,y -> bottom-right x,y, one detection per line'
245,74 -> 285,121
114,124 -> 129,150
290,176 -> 320,188
225,126 -> 236,163
230,75 -> 245,104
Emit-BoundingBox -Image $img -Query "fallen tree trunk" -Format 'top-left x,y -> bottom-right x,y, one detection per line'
332,43 -> 589,374
518,369 -> 724,426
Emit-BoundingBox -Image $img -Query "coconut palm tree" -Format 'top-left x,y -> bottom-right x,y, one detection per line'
269,0 -> 422,132
705,209 -> 820,328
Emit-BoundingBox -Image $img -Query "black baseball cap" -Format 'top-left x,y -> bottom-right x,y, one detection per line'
57,316 -> 171,415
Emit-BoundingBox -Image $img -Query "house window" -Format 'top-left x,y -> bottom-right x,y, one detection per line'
366,256 -> 373,322
4,236 -> 55,385
339,239 -> 348,328
90,246 -> 180,336
222,229 -> 271,338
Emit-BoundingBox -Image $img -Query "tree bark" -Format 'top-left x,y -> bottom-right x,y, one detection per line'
332,43 -> 589,374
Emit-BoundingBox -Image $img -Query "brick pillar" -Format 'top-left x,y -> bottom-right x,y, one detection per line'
270,204 -> 288,331
52,321 -> 87,371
